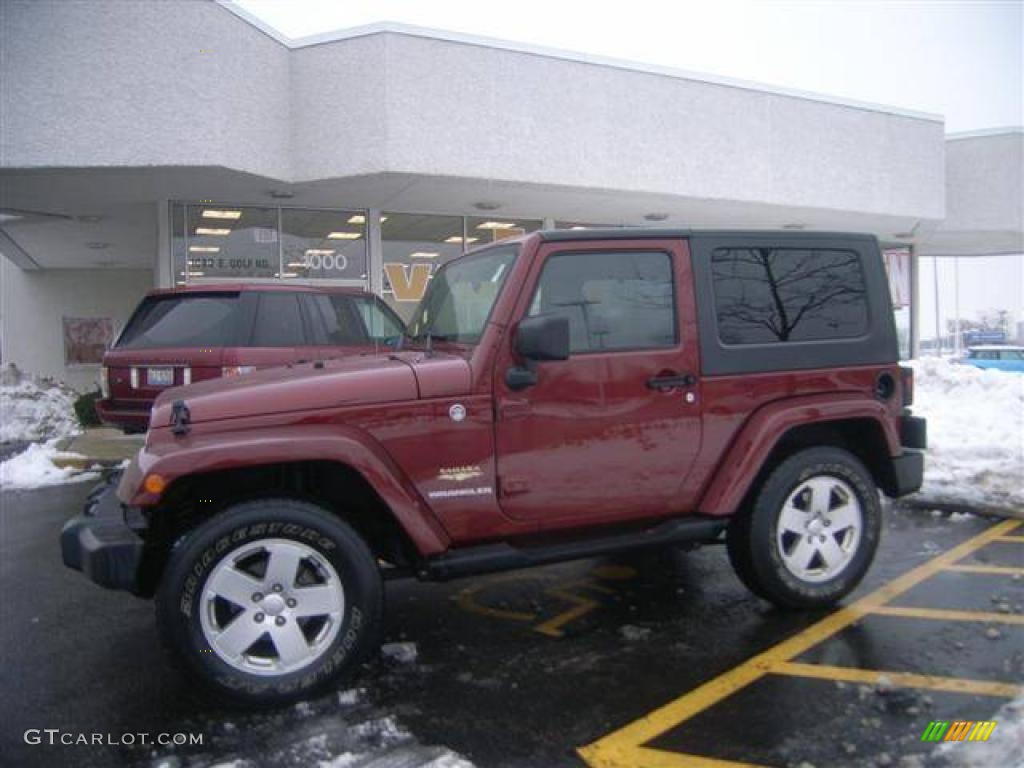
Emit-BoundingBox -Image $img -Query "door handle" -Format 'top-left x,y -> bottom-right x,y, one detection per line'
647,373 -> 697,390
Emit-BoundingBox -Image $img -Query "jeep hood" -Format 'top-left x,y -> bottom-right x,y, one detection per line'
149,351 -> 470,429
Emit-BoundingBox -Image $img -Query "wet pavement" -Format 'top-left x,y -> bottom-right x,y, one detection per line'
1,482 -> 1020,768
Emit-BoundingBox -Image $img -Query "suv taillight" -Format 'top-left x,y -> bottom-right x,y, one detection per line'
222,366 -> 255,377
99,366 -> 110,399
899,365 -> 914,407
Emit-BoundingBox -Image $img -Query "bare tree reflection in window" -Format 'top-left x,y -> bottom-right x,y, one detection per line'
712,248 -> 869,344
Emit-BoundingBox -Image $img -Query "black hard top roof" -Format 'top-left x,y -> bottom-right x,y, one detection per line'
535,228 -> 878,242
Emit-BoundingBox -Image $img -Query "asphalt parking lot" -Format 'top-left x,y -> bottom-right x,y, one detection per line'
1,482 -> 1020,768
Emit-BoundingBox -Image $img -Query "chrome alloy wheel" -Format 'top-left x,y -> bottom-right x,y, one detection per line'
199,538 -> 345,676
775,475 -> 863,583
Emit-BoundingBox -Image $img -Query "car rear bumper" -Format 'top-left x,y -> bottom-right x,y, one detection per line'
61,477 -> 144,593
96,399 -> 151,431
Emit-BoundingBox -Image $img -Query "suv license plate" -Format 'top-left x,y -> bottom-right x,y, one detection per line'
147,367 -> 174,387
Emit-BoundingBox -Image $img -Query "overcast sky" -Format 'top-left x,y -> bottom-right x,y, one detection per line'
234,0 -> 1023,132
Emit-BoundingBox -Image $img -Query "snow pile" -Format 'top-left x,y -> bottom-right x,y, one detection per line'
0,364 -> 81,443
910,357 -> 1024,511
0,440 -> 99,490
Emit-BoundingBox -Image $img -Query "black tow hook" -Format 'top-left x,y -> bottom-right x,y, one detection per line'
170,400 -> 191,436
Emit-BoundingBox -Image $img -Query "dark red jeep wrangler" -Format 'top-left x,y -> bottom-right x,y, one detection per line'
62,230 -> 926,706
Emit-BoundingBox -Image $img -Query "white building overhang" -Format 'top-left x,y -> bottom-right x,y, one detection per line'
1,0 -> 949,272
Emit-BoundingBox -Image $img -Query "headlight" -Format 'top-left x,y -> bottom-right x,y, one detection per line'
99,366 -> 111,399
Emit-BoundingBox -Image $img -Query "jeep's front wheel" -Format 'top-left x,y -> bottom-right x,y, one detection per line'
726,447 -> 881,609
156,499 -> 382,707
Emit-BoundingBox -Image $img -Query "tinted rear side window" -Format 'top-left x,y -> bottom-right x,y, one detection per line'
711,247 -> 869,345
117,294 -> 240,349
250,293 -> 306,347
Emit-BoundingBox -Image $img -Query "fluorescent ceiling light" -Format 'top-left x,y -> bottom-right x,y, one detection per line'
475,221 -> 517,230
186,271 -> 205,277
202,209 -> 242,220
570,226 -> 589,230
195,227 -> 231,236
305,249 -> 335,255
445,236 -> 479,244
409,252 -> 439,259
327,232 -> 362,240
279,272 -> 299,278
189,246 -> 220,253
347,214 -> 366,224
286,262 -> 308,268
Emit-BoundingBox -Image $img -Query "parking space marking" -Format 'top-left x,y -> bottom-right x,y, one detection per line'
579,518 -> 1022,768
770,660 -> 1022,698
870,605 -> 1024,624
993,534 -> 1024,543
943,563 -> 1024,577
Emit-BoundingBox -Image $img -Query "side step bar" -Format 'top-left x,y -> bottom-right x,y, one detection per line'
420,517 -> 727,581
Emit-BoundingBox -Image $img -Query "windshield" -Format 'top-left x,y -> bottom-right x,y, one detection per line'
406,245 -> 518,344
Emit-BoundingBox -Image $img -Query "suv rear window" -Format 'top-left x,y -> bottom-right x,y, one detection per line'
711,247 -> 869,345
116,293 -> 240,349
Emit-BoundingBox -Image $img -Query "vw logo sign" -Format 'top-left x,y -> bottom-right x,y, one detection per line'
449,403 -> 467,422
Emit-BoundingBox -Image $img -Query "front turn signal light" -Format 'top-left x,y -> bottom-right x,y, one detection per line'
143,474 -> 167,495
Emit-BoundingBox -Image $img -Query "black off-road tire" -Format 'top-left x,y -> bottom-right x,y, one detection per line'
725,447 -> 882,610
156,498 -> 383,708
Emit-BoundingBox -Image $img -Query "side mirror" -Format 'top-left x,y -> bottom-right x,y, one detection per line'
514,314 -> 570,361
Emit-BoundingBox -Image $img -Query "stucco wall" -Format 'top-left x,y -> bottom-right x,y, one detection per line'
380,34 -> 944,220
1,1 -> 945,225
945,133 -> 1023,237
0,0 -> 291,180
0,258 -> 152,390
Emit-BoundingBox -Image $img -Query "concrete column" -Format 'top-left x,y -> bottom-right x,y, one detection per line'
368,208 -> 384,295
910,245 -> 921,358
155,199 -> 171,289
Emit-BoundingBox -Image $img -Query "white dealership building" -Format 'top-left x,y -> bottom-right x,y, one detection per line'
1,0 -> 1021,389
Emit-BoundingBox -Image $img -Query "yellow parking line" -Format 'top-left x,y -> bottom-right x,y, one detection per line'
994,535 -> 1024,543
944,563 -> 1024,577
870,605 -> 1024,624
771,661 -> 1022,698
579,518 -> 1021,768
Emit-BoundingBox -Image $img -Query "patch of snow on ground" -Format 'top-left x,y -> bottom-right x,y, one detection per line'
381,642 -> 418,664
910,358 -> 1024,511
0,439 -> 98,490
939,688 -> 1024,767
0,364 -> 80,443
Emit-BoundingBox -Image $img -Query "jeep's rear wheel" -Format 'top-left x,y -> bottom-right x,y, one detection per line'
726,447 -> 881,609
156,499 -> 382,707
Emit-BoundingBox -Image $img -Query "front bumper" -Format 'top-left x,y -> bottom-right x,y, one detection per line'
61,478 -> 144,592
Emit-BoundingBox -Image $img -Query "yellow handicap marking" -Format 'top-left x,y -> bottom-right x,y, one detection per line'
457,563 -> 637,638
579,518 -> 1023,768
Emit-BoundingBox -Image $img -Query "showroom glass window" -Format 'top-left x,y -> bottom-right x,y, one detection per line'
710,247 -> 870,345
183,205 -> 279,280
280,209 -> 367,282
381,213 -> 541,320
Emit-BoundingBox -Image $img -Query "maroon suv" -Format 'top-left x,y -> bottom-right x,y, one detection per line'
65,230 -> 926,707
97,284 -> 405,432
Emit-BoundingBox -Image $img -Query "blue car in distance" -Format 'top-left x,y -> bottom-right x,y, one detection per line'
960,345 -> 1024,373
